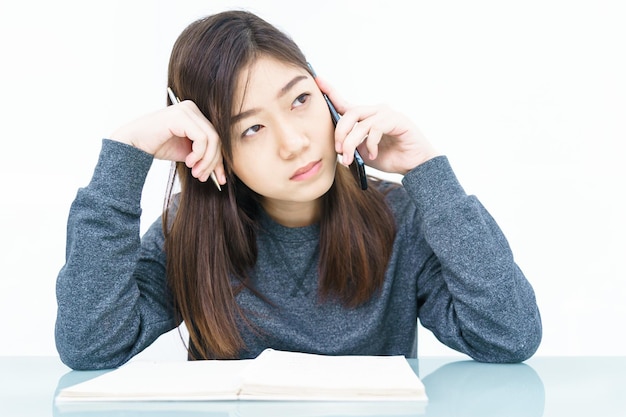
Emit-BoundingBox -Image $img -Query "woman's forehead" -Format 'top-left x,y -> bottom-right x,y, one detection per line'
233,57 -> 310,109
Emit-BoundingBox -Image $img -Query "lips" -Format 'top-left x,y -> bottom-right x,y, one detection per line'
290,160 -> 322,180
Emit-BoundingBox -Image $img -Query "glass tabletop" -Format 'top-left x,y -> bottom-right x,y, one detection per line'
1,356 -> 624,417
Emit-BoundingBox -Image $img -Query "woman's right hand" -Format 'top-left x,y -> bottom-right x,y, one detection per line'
110,100 -> 225,184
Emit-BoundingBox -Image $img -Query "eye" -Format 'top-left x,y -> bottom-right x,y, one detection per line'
292,93 -> 310,108
242,124 -> 263,138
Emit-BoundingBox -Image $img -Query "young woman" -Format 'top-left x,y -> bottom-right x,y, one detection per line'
55,10 -> 541,370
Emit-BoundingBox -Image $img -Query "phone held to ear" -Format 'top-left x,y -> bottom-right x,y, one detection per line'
307,63 -> 368,190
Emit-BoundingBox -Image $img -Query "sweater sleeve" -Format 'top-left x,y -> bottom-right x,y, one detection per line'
402,156 -> 542,363
55,139 -> 178,370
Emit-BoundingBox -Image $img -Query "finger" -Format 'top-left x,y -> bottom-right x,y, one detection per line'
339,126 -> 369,166
212,148 -> 227,185
364,127 -> 384,161
197,157 -> 220,183
334,105 -> 378,142
189,153 -> 213,181
166,118 -> 209,166
173,102 -> 226,185
185,131 -> 211,169
313,76 -> 351,115
171,101 -> 223,173
175,103 -> 211,167
335,106 -> 379,165
188,131 -> 222,181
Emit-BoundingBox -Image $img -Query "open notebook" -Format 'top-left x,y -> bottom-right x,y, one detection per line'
56,348 -> 428,403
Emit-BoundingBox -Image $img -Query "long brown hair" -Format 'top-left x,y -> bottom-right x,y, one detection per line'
163,10 -> 396,359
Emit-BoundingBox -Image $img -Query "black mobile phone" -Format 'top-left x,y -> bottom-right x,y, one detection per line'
308,63 -> 368,190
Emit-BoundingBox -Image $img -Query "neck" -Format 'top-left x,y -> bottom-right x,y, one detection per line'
261,198 -> 321,228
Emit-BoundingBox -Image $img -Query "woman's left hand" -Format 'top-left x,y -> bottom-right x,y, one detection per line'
315,77 -> 440,175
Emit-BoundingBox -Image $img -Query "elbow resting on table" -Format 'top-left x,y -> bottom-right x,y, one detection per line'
471,316 -> 543,364
56,342 -> 131,371
55,327 -> 133,371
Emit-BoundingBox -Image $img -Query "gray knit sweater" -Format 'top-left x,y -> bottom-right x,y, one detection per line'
55,139 -> 541,370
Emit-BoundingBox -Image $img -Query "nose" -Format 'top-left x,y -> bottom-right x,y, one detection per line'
275,122 -> 309,159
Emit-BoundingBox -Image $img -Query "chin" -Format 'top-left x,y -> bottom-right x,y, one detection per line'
291,169 -> 336,202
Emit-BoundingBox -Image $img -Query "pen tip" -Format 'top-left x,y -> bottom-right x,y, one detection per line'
211,172 -> 221,191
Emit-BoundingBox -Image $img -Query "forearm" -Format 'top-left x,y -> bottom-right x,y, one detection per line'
405,157 -> 542,362
55,139 -> 175,369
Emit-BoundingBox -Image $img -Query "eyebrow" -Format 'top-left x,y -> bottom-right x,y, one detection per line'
231,75 -> 308,124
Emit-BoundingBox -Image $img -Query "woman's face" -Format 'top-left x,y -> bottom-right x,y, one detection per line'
230,56 -> 337,224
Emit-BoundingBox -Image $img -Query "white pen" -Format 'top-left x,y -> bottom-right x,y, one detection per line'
167,87 -> 221,191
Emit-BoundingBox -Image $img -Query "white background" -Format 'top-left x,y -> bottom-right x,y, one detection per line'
0,0 -> 624,359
